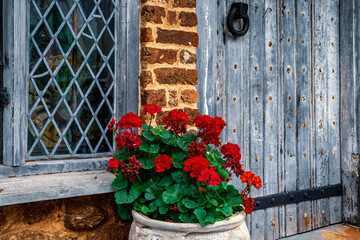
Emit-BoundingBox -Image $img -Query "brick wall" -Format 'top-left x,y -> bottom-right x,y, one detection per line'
139,0 -> 200,126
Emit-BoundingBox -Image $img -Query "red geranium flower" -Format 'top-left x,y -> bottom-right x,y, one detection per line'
163,109 -> 189,134
184,156 -> 210,178
194,115 -> 227,146
115,131 -> 142,150
242,194 -> 255,214
154,154 -> 173,172
142,104 -> 162,115
121,156 -> 143,180
240,171 -> 262,190
197,166 -> 221,186
117,112 -> 142,130
221,143 -> 241,161
188,141 -> 207,158
108,119 -> 116,130
108,158 -> 120,170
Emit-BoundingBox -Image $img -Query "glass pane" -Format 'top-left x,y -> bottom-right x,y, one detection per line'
28,0 -> 116,158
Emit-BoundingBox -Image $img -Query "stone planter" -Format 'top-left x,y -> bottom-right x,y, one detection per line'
128,210 -> 250,240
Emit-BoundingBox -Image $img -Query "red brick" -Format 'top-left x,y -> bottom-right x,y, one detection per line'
140,28 -> 153,42
142,89 -> 167,106
180,49 -> 197,64
141,47 -> 177,64
179,12 -> 197,27
173,0 -> 196,8
140,71 -> 153,88
157,28 -> 199,47
184,108 -> 200,125
156,110 -> 170,125
142,6 -> 166,24
168,90 -> 178,106
154,68 -> 198,85
181,89 -> 198,104
167,11 -> 178,25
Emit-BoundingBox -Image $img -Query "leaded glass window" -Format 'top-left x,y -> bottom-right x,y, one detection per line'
28,0 -> 116,159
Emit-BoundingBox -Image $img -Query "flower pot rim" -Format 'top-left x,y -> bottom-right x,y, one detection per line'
131,210 -> 246,233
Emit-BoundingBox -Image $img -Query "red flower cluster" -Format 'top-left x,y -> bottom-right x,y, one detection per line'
169,204 -> 179,211
108,119 -> 116,131
165,219 -> 174,223
163,109 -> 188,134
154,154 -> 173,172
117,112 -> 142,130
240,171 -> 262,190
197,166 -> 222,186
188,141 -> 207,158
120,156 -> 143,180
221,143 -> 244,177
193,115 -> 227,146
108,158 -> 120,170
184,156 -> 209,178
241,194 -> 255,214
142,104 -> 162,115
115,131 -> 142,150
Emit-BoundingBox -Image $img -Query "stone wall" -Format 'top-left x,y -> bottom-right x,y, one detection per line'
0,194 -> 131,240
0,0 -> 199,239
139,0 -> 200,126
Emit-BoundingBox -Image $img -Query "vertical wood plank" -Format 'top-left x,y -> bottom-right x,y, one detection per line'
281,0 -> 297,237
196,0 -> 217,117
247,0 -> 265,239
2,1 -> 27,166
326,0 -> 342,225
340,0 -> 360,226
313,0 -> 330,229
263,0 -> 280,239
296,0 -> 313,233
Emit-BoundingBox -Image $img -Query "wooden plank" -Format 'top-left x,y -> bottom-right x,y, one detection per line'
313,0 -> 330,229
196,0 -> 217,117
0,170 -> 115,206
339,0 -> 360,226
325,0 -> 342,226
247,0 -> 265,239
281,0 -> 297,237
263,0 -> 280,239
0,158 -> 109,178
296,0 -> 313,233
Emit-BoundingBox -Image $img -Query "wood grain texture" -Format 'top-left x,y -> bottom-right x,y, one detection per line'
340,0 -> 360,226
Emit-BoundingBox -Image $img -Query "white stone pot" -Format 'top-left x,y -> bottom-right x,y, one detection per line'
128,210 -> 250,240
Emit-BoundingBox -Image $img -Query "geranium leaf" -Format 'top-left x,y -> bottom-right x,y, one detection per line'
193,208 -> 207,226
216,168 -> 230,179
139,143 -> 149,152
171,171 -> 183,183
179,213 -> 197,223
149,202 -> 158,212
159,205 -> 169,214
182,198 -> 198,209
222,203 -> 233,217
115,182 -> 145,204
112,174 -> 128,190
138,157 -> 154,169
162,184 -> 183,204
149,144 -> 160,153
158,176 -> 173,188
177,202 -> 188,213
145,187 -> 156,200
117,204 -> 133,220
143,131 -> 155,141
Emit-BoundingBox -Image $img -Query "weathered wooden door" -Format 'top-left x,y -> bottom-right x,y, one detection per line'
197,0 -> 342,239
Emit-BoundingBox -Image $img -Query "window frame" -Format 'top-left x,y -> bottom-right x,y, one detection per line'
1,0 -> 139,173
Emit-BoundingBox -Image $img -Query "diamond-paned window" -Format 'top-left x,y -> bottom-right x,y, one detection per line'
28,0 -> 116,159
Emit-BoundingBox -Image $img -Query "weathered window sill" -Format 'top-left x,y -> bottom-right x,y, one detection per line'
0,170 -> 116,206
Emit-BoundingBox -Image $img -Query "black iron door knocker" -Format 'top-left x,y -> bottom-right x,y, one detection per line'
227,2 -> 249,37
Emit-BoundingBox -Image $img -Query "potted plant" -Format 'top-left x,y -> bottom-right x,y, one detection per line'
107,104 -> 262,240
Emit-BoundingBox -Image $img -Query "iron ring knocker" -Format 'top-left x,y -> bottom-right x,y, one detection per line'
227,2 -> 250,37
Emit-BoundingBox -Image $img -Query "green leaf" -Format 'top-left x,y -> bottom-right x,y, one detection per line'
143,131 -> 155,141
179,213 -> 197,223
171,171 -> 183,183
112,174 -> 128,190
162,184 -> 183,204
216,168 -> 230,179
149,144 -> 160,153
155,199 -> 164,207
117,204 -> 133,220
222,203 -> 233,217
159,205 -> 169,215
182,198 -> 198,209
205,194 -> 219,207
145,187 -> 156,200
181,184 -> 197,195
149,201 -> 158,212
204,215 -> 216,225
139,143 -> 150,152
193,208 -> 207,226
138,157 -> 155,169
142,124 -> 150,132
158,176 -> 173,188
172,152 -> 186,169
159,129 -> 170,139
177,202 -> 188,213
115,182 -> 145,204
